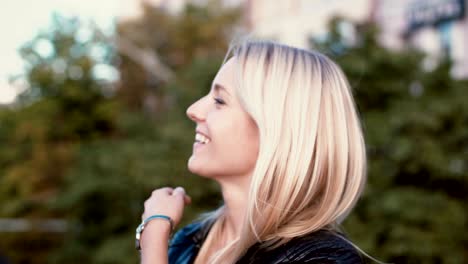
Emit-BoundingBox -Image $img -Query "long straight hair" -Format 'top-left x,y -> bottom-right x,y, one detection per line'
194,39 -> 367,264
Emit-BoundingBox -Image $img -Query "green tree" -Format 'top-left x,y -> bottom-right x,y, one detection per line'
49,4 -> 240,263
4,5 -> 465,264
0,3 -> 240,263
313,18 -> 468,264
115,1 -> 240,114
0,14 -> 119,263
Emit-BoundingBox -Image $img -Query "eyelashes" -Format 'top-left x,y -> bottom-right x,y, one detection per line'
214,97 -> 225,105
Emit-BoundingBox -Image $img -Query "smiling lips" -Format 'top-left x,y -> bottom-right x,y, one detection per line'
195,132 -> 211,144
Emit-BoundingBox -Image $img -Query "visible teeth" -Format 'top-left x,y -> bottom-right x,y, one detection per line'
195,133 -> 210,144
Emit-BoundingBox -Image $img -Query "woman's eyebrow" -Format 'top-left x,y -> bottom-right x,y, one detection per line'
213,83 -> 231,97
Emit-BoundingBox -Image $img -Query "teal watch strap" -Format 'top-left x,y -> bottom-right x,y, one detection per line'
135,214 -> 174,250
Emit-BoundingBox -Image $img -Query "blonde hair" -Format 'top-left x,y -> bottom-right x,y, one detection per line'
195,39 -> 367,264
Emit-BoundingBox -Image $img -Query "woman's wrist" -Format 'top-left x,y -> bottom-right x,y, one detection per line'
140,221 -> 171,264
140,220 -> 172,250
136,214 -> 174,250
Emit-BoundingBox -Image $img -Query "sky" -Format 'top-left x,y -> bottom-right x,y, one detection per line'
0,0 -> 138,104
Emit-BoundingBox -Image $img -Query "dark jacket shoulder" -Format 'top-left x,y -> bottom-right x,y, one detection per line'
237,230 -> 363,264
168,221 -> 211,264
169,221 -> 363,264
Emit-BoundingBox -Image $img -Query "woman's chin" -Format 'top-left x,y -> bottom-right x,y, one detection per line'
188,156 -> 206,175
188,157 -> 220,179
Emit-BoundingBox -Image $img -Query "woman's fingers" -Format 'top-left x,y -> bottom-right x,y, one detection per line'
184,195 -> 192,204
172,186 -> 192,204
172,186 -> 185,196
152,187 -> 174,196
142,186 -> 190,226
173,187 -> 191,204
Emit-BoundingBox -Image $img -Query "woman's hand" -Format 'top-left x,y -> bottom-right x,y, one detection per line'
142,186 -> 192,228
139,187 -> 192,263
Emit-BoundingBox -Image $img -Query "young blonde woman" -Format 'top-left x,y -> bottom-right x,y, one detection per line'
136,39 -> 367,263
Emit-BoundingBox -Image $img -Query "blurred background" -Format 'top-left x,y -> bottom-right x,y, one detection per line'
0,0 -> 467,263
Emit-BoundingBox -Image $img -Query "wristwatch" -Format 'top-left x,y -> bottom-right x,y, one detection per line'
135,214 -> 174,250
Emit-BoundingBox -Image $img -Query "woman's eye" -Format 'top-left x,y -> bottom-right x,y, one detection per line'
214,97 -> 225,105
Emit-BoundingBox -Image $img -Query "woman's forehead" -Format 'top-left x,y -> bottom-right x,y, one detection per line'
212,57 -> 237,93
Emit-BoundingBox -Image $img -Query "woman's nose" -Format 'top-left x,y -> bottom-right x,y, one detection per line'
186,98 -> 205,122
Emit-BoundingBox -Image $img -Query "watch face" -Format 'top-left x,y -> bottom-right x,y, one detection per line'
135,221 -> 145,250
135,239 -> 141,250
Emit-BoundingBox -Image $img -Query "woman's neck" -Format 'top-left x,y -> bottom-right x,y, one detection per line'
193,177 -> 250,264
218,177 -> 250,240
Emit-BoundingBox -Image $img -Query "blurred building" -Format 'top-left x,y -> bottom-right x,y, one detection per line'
244,0 -> 468,79
373,0 -> 468,78
118,0 -> 467,78
244,0 -> 372,48
117,0 -> 243,20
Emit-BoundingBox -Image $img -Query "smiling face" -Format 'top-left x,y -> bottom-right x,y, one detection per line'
186,58 -> 259,182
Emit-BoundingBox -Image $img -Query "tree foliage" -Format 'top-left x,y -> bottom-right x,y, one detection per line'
0,14 -> 120,263
0,3 -> 239,263
0,6 -> 466,264
313,18 -> 468,264
116,1 -> 240,113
